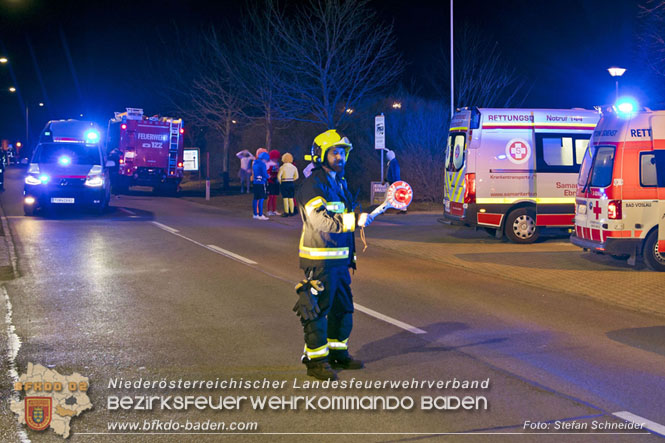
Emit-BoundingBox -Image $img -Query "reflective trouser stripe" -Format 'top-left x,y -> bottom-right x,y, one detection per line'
327,338 -> 348,350
305,344 -> 329,359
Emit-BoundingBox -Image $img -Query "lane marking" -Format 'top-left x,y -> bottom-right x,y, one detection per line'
354,304 -> 426,334
118,208 -> 136,215
150,221 -> 426,335
206,244 -> 258,265
151,221 -> 179,234
613,411 -> 665,437
2,286 -> 31,443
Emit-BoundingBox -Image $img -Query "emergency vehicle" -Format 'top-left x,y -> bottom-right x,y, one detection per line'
105,108 -> 184,194
571,103 -> 665,271
24,120 -> 112,215
443,107 -> 600,243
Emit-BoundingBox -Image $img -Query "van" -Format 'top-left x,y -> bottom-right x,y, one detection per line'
443,107 -> 600,243
23,120 -> 114,216
571,104 -> 665,271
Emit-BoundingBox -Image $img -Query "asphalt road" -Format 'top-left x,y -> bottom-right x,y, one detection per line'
0,167 -> 664,442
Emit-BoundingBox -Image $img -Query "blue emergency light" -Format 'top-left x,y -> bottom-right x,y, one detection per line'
85,129 -> 100,142
58,155 -> 72,166
615,97 -> 638,116
39,174 -> 50,184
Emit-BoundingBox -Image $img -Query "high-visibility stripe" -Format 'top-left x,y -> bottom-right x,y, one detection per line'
326,201 -> 346,213
449,126 -> 468,132
455,171 -> 466,202
342,213 -> 355,233
299,233 -> 349,260
305,344 -> 329,359
452,170 -> 464,202
482,123 -> 596,130
476,197 -> 575,204
327,338 -> 348,350
305,197 -> 326,215
477,213 -> 503,226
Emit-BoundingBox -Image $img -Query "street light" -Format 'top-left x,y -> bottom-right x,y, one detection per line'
392,102 -> 402,109
9,86 -> 16,92
0,57 -> 8,64
607,67 -> 626,101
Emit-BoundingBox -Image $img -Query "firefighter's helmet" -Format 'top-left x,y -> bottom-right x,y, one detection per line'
305,130 -> 352,164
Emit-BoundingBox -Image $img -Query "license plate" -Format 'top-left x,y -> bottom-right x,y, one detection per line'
51,198 -> 75,204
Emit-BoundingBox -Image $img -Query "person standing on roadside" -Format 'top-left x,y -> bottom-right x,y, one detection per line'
386,150 -> 401,184
293,129 -> 375,381
278,152 -> 299,217
236,150 -> 255,194
266,149 -> 282,215
252,151 -> 270,220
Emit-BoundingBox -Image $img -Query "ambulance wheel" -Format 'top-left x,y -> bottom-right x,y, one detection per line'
643,230 -> 665,272
505,208 -> 539,244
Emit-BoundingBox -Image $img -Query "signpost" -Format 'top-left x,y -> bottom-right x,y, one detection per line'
375,113 -> 386,184
183,148 -> 200,172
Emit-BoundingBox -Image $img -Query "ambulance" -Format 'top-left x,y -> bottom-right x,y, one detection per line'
570,102 -> 665,271
443,107 -> 600,243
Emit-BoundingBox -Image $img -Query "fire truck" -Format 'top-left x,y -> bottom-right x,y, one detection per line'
105,108 -> 184,194
443,107 -> 600,243
571,101 -> 665,271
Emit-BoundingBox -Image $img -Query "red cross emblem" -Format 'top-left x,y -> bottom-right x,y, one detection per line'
509,142 -> 527,160
505,138 -> 531,164
592,201 -> 602,219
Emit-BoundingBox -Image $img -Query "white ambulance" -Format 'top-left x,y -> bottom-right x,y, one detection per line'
444,107 -> 600,243
571,104 -> 665,271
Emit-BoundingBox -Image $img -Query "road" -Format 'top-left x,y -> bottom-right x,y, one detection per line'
0,166 -> 663,442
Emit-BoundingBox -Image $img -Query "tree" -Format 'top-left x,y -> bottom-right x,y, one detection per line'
426,24 -> 530,109
270,0 -> 404,128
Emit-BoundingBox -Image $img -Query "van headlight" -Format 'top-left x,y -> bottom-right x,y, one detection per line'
85,165 -> 104,187
25,175 -> 42,185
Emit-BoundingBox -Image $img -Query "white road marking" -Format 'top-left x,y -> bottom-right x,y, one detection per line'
118,208 -> 136,215
151,221 -> 179,233
613,411 -> 665,436
354,304 -> 427,334
2,286 -> 31,443
206,245 -> 257,265
150,221 -> 426,335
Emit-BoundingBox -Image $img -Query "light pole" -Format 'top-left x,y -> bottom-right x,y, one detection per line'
607,67 -> 626,101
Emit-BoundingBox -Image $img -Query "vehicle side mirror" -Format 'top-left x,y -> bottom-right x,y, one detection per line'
106,160 -> 116,168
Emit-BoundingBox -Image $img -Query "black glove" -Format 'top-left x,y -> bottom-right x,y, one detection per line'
293,279 -> 324,320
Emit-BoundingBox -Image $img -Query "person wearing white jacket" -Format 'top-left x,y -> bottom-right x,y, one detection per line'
277,152 -> 299,216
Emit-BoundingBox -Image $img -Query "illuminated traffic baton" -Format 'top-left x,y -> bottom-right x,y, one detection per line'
360,181 -> 413,251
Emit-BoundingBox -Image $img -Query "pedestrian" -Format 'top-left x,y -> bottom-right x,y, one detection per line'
278,152 -> 299,217
266,149 -> 281,215
293,129 -> 375,381
236,150 -> 255,194
252,151 -> 270,220
386,150 -> 406,214
386,150 -> 401,184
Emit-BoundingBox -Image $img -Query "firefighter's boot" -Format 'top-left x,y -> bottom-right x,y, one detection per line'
330,352 -> 364,370
303,358 -> 338,381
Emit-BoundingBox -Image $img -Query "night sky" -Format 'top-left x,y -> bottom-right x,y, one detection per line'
0,0 -> 644,147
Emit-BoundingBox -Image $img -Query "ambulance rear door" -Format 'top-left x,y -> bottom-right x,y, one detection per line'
650,115 -> 665,255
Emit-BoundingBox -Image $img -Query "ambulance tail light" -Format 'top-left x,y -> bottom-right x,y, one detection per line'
464,173 -> 476,204
608,200 -> 622,219
121,123 -> 127,130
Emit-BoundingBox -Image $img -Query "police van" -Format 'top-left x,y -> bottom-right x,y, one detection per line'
23,120 -> 113,215
444,107 -> 600,243
571,103 -> 665,271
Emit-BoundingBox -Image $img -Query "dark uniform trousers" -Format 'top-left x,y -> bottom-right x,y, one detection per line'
301,266 -> 354,362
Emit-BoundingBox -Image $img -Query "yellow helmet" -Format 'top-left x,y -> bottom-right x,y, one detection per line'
305,129 -> 353,164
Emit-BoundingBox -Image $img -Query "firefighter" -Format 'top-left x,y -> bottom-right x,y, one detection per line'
294,129 -> 374,381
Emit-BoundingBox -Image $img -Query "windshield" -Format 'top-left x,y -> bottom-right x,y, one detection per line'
33,142 -> 102,165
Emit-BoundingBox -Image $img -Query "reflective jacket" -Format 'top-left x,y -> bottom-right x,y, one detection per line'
296,167 -> 357,270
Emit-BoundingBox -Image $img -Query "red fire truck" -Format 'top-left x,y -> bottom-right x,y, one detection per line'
105,108 -> 184,194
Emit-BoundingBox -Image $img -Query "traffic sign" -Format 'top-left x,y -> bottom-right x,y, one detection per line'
375,114 -> 385,150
